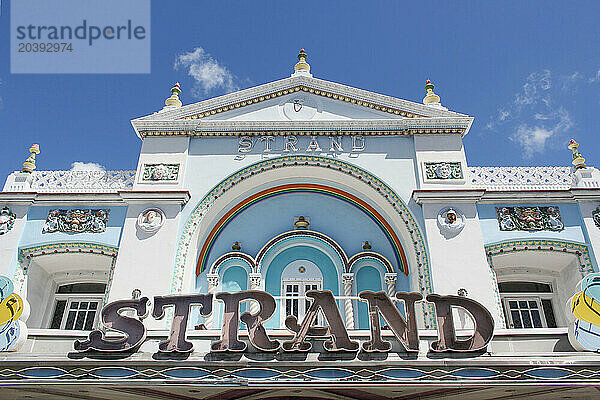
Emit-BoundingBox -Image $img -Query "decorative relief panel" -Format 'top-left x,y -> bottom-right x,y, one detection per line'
42,209 -> 110,234
0,207 -> 16,235
593,207 -> 600,228
495,206 -> 564,232
424,162 -> 463,180
142,163 -> 179,181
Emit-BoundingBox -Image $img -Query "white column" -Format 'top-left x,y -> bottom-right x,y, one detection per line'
385,273 -> 397,297
249,273 -> 262,315
205,274 -> 219,329
342,273 -> 355,330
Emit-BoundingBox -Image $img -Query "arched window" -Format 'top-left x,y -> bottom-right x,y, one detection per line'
499,281 -> 557,329
281,260 -> 323,325
50,283 -> 106,330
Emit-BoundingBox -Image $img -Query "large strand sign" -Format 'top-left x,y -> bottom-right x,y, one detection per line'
74,290 -> 494,355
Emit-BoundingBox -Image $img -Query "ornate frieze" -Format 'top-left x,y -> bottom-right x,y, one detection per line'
469,167 -> 573,191
42,209 -> 110,234
496,206 -> 564,232
424,162 -> 463,180
593,207 -> 600,228
29,170 -> 135,192
0,207 -> 16,235
142,163 -> 179,181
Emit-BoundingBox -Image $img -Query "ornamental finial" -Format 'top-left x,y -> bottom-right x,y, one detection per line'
294,216 -> 310,230
294,49 -> 311,74
164,82 -> 182,108
568,139 -> 587,169
423,79 -> 441,105
21,144 -> 40,173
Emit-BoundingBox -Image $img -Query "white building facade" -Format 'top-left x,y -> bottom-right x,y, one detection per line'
1,51 -> 600,399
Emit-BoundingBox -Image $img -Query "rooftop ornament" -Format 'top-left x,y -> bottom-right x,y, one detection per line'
164,82 -> 182,108
293,48 -> 311,75
21,144 -> 40,174
568,139 -> 587,169
423,79 -> 441,105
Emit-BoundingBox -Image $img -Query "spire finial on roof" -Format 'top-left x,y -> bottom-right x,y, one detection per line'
423,79 -> 441,105
164,82 -> 182,108
293,48 -> 311,75
568,139 -> 587,169
21,144 -> 40,173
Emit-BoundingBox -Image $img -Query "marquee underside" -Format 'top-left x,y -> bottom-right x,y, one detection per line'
2,381 -> 599,400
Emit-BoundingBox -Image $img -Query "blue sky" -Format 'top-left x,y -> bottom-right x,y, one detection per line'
0,1 -> 599,178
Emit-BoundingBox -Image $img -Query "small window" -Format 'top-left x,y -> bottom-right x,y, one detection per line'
50,283 -> 106,330
500,281 -> 557,329
282,280 -> 322,323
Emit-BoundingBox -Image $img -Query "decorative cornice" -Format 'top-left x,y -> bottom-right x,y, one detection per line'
412,189 -> 486,204
133,117 -> 474,138
413,188 -> 600,204
134,75 -> 467,123
0,191 -> 190,206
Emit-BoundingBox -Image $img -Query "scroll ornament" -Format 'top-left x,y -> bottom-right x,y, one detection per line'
0,207 -> 16,235
593,207 -> 600,228
496,206 -> 564,232
0,275 -> 29,352
43,209 -> 109,234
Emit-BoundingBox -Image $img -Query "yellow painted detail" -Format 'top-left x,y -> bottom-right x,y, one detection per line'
0,294 -> 24,325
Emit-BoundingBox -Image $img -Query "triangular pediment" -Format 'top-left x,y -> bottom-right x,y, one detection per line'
135,75 -> 466,123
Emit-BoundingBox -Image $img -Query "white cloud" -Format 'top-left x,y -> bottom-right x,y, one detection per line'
70,162 -> 105,172
488,69 -> 579,159
0,78 -> 3,109
509,108 -> 572,158
498,109 -> 510,121
561,72 -> 583,91
174,47 -> 238,97
589,69 -> 600,83
514,70 -> 551,106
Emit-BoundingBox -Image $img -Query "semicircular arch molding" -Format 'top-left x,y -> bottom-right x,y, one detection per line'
174,155 -> 434,327
16,242 -> 119,303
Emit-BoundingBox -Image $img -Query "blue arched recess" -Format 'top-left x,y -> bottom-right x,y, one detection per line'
222,266 -> 248,292
222,266 -> 248,328
264,245 -> 340,329
356,266 -> 382,329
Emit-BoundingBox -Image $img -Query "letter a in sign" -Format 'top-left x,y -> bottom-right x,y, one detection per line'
283,290 -> 359,352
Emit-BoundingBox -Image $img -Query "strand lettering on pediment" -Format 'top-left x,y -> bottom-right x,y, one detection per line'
237,135 -> 366,155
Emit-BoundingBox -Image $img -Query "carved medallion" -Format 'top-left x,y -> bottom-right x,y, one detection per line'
281,96 -> 319,120
496,206 -> 563,232
0,207 -> 16,235
42,209 -> 110,234
137,208 -> 165,233
437,207 -> 466,237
